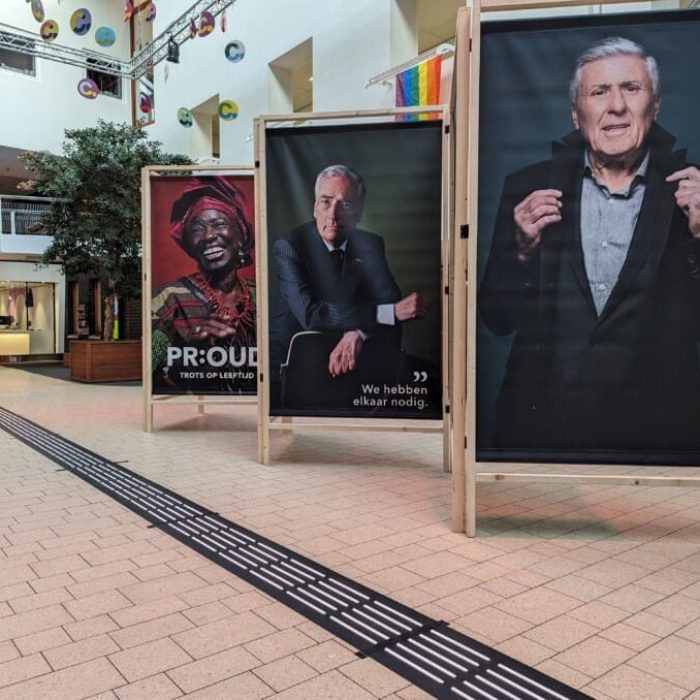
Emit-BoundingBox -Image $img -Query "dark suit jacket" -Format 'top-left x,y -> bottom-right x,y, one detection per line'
270,222 -> 402,376
479,124 -> 700,457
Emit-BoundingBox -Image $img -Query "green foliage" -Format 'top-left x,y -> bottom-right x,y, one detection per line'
20,120 -> 191,298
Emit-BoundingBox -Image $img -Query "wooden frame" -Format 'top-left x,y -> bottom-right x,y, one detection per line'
456,0 -> 700,537
255,107 -> 451,466
141,164 -> 257,433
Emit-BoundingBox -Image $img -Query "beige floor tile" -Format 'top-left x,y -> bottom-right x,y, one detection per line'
0,657 -> 125,700
64,614 -> 119,642
14,626 -> 71,656
495,635 -> 555,666
535,659 -> 593,690
109,638 -> 192,682
253,654 -> 317,692
173,611 -> 276,659
64,590 -> 132,622
340,658 -> 411,696
496,587 -> 580,625
167,645 -> 260,694
552,635 -> 634,678
568,601 -> 630,629
435,586 -> 502,616
181,670 -> 273,699
624,610 -> 684,637
296,639 -> 357,673
266,668 -> 375,699
44,634 -> 119,670
524,614 -> 598,652
0,653 -> 51,688
109,612 -> 194,650
114,673 -> 182,700
587,664 -> 687,700
0,603 -> 73,643
244,628 -> 316,664
643,594 -> 700,626
456,606 -> 533,643
599,622 -> 661,652
628,636 -> 700,690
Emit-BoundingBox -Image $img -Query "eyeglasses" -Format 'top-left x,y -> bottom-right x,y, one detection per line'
316,196 -> 359,214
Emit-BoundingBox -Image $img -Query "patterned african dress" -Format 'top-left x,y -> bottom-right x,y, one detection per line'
151,273 -> 256,394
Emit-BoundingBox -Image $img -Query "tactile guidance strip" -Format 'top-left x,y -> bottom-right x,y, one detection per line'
0,406 -> 590,700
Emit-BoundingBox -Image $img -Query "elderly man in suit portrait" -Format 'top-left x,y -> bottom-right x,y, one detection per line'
479,36 -> 700,455
270,164 -> 428,400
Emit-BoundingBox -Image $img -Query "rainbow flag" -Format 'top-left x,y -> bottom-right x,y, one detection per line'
395,55 -> 443,122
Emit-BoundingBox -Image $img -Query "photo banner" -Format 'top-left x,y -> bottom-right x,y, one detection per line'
265,121 -> 443,419
150,174 -> 256,396
476,9 -> 700,465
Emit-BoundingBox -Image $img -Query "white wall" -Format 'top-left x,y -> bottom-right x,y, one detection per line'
148,0 -> 403,165
0,0 -> 131,154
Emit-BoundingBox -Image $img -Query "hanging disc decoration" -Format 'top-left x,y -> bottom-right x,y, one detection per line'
77,78 -> 100,99
70,9 -> 91,36
146,3 -> 156,23
123,0 -> 134,22
189,17 -> 197,39
95,26 -> 116,47
177,108 -> 193,127
31,0 -> 45,22
224,40 -> 245,63
139,93 -> 152,113
40,20 -> 59,42
218,100 -> 239,121
198,11 -> 215,37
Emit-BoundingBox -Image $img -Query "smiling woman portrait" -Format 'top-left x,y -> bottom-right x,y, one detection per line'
151,176 -> 256,394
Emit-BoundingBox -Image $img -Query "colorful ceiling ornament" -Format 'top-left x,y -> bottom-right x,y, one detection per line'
198,11 -> 215,37
177,108 -> 193,127
146,3 -> 157,23
30,0 -> 44,23
70,9 -> 91,36
139,93 -> 153,113
224,40 -> 245,63
189,17 -> 197,39
95,26 -> 116,47
39,20 -> 59,42
218,99 -> 239,121
123,1 -> 134,22
77,78 -> 100,99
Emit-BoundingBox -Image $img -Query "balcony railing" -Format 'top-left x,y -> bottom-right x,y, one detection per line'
0,195 -> 53,255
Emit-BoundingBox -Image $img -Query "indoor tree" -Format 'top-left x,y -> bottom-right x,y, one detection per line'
20,120 -> 191,340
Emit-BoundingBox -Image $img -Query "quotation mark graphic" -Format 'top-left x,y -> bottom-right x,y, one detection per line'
413,371 -> 428,383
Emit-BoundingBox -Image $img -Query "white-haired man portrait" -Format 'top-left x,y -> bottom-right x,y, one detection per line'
479,36 -> 700,455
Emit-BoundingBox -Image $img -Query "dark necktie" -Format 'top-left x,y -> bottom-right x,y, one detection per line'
330,248 -> 344,279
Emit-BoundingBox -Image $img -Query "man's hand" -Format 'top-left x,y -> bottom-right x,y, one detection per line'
328,330 -> 364,377
513,189 -> 563,262
394,292 -> 428,322
186,317 -> 237,344
667,167 -> 700,238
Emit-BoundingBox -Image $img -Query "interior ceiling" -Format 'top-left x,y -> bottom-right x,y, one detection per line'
418,0 -> 461,52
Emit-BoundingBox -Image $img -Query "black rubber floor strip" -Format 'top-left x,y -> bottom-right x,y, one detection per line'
0,406 -> 591,700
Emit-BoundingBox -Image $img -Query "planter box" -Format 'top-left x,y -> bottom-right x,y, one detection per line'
69,340 -> 142,382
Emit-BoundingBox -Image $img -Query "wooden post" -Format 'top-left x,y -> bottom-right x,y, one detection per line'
451,7 -> 472,533
254,118 -> 271,465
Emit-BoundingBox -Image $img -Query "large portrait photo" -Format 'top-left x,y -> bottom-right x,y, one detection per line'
265,121 -> 444,419
150,174 -> 256,396
476,10 -> 700,465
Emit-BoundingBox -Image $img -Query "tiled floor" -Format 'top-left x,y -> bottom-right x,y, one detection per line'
1,366 -> 700,699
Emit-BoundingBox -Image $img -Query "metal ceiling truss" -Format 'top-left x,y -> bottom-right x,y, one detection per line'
0,0 -> 235,80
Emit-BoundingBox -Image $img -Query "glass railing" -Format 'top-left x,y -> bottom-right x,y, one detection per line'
0,195 -> 53,236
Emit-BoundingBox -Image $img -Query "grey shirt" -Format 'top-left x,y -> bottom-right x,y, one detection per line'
580,152 -> 649,315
